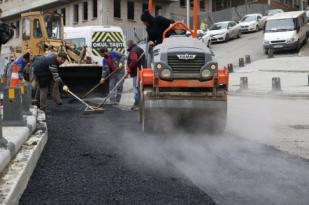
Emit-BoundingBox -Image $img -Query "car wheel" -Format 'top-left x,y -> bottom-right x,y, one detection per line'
296,41 -> 301,52
237,31 -> 241,38
225,34 -> 229,42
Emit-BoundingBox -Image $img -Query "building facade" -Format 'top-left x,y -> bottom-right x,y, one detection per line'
0,0 -> 211,56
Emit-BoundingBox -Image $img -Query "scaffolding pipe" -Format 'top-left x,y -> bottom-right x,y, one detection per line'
187,0 -> 190,27
193,0 -> 198,38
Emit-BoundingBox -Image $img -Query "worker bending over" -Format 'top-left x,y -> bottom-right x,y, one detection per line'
32,52 -> 68,112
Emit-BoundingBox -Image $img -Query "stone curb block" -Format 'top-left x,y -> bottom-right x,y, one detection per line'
0,111 -> 47,205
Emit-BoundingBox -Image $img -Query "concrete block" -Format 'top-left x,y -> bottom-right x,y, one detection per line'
272,77 -> 281,91
268,48 -> 274,58
3,87 -> 27,126
26,115 -> 37,133
240,77 -> 248,90
21,84 -> 32,115
0,114 -> 8,148
3,127 -> 30,156
0,149 -> 11,174
239,58 -> 245,67
245,55 -> 251,64
227,63 -> 234,73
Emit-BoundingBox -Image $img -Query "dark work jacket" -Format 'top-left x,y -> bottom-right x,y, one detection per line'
32,56 -> 61,88
146,16 -> 174,45
127,45 -> 146,77
0,21 -> 14,45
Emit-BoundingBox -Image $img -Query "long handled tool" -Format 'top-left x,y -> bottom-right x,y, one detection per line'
81,51 -> 145,99
63,86 -> 104,114
97,73 -> 128,108
81,68 -> 120,99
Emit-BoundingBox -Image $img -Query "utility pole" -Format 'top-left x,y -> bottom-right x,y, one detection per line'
300,0 -> 304,10
187,0 -> 190,28
245,0 -> 248,14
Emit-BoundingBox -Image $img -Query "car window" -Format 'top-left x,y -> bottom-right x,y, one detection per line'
240,15 -> 257,22
209,22 -> 228,30
265,18 -> 296,32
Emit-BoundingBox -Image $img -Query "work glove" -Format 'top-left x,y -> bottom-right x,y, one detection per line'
99,78 -> 105,84
63,85 -> 69,92
118,62 -> 124,69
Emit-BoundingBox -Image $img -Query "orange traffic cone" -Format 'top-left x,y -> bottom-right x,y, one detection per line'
9,63 -> 20,88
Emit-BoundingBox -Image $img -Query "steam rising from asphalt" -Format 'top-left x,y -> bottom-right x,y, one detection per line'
118,96 -> 309,205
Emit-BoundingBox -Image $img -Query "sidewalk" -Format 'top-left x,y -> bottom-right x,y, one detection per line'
229,56 -> 309,96
228,56 -> 309,160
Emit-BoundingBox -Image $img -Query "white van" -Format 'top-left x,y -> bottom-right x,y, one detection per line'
64,26 -> 127,65
263,11 -> 309,53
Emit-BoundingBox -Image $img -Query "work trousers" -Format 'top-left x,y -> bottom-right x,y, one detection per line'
132,76 -> 140,106
109,69 -> 125,104
35,80 -> 61,111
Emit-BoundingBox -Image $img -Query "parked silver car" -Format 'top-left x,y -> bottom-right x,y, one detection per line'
239,13 -> 265,32
208,21 -> 241,42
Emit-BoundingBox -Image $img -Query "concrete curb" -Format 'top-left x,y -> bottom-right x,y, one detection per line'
0,106 -> 38,175
0,110 -> 47,205
3,127 -> 30,156
0,149 -> 11,177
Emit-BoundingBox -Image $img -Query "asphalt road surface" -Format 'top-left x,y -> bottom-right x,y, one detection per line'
19,100 -> 215,205
20,95 -> 309,205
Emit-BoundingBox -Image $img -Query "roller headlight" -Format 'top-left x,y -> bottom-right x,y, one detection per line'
201,69 -> 212,78
160,68 -> 172,79
210,64 -> 217,70
156,63 -> 162,69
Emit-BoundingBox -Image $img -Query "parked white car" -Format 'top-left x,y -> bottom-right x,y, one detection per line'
239,13 -> 265,32
186,30 -> 211,47
208,21 -> 241,42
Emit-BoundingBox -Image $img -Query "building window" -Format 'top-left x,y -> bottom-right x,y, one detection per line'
127,1 -> 134,20
74,4 -> 79,23
15,20 -> 20,38
180,0 -> 185,7
142,3 -> 148,12
61,8 -> 66,26
114,0 -> 121,18
83,1 -> 88,21
200,0 -> 206,10
93,0 -> 98,18
155,5 -> 162,16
